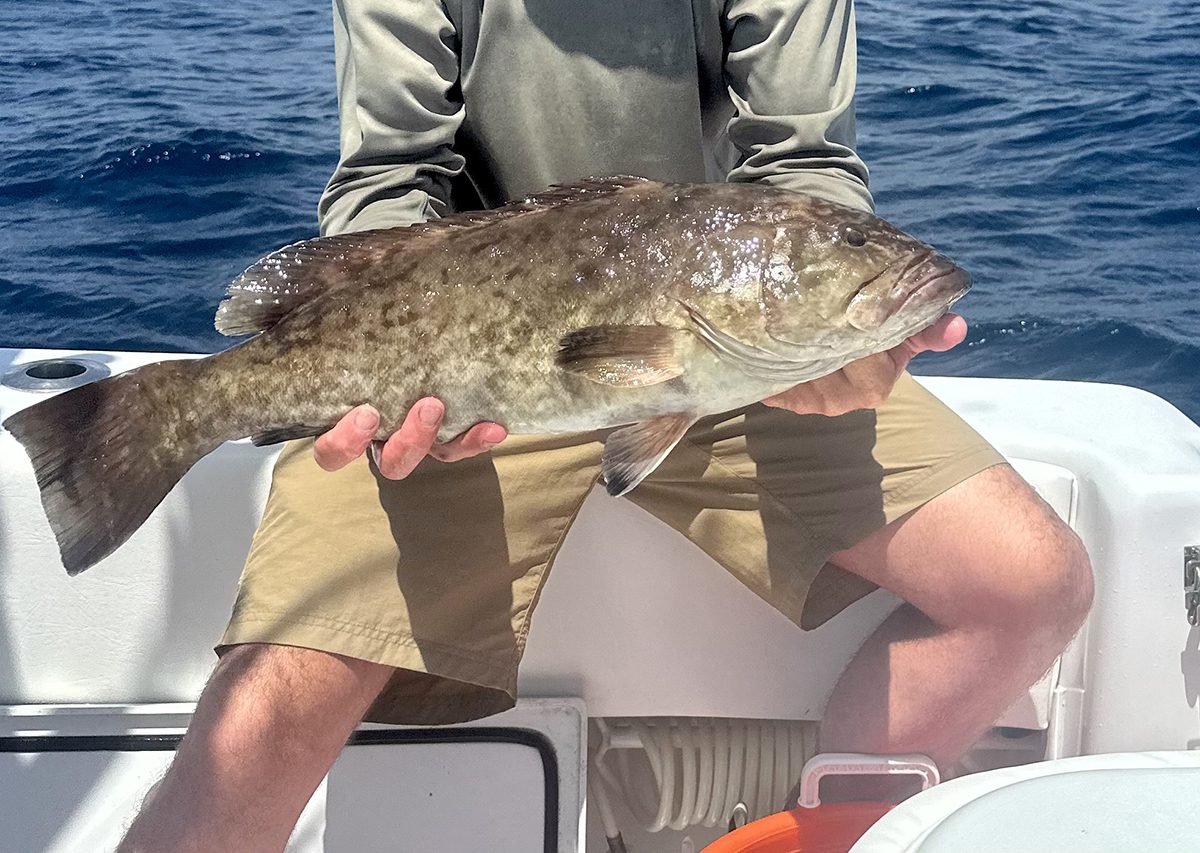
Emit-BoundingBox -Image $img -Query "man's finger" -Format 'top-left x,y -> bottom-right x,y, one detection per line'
430,422 -> 507,462
313,405 -> 380,471
376,398 -> 444,480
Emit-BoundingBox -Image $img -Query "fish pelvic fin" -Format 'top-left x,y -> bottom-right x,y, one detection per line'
602,412 -> 698,496
556,325 -> 689,387
2,360 -> 214,576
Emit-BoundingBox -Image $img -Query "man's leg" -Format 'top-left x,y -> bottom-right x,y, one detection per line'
119,643 -> 394,853
818,464 -> 1094,776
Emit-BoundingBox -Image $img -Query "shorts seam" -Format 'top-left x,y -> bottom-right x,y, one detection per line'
881,446 -> 1005,510
227,608 -> 513,672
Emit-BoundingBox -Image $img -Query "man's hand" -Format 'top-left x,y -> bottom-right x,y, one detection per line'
763,313 -> 968,417
313,398 -> 507,480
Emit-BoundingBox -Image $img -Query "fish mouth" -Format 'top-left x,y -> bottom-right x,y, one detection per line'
888,255 -> 969,321
846,249 -> 970,332
902,263 -> 969,309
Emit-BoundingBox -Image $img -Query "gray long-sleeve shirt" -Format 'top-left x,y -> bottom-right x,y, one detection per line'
317,0 -> 872,236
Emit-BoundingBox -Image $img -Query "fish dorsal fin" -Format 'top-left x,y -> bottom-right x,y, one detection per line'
215,175 -> 658,337
518,175 -> 653,208
602,412 -> 698,496
436,175 -> 654,226
434,176 -> 654,232
215,231 -> 403,335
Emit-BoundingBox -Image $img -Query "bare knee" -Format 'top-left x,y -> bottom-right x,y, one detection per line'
214,642 -> 394,706
1048,526 -> 1094,637
979,517 -> 1093,643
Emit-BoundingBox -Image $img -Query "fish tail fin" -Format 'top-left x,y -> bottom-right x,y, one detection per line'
2,360 -> 215,575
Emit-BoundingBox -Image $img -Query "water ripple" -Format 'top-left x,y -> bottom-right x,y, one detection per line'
79,137 -> 272,181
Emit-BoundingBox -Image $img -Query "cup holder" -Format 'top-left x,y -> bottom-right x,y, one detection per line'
2,358 -> 111,392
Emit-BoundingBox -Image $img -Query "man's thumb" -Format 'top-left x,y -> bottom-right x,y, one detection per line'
904,313 -> 968,356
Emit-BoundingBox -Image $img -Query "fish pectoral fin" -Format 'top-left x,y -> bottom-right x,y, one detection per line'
250,424 -> 330,447
601,412 -> 698,496
555,325 -> 689,387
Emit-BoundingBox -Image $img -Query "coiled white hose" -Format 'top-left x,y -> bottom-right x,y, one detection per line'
591,717 -> 820,835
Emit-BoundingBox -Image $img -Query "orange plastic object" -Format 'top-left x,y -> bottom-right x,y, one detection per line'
699,803 -> 893,853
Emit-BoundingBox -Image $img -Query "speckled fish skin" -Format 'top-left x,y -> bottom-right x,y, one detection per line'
205,176 -> 968,440
2,176 -> 971,576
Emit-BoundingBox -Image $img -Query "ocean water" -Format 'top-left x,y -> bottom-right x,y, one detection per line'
1,0 -> 1198,420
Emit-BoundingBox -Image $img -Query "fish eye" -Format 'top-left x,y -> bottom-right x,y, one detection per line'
844,228 -> 867,248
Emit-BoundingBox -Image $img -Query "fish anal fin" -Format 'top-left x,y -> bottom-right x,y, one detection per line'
602,412 -> 698,496
556,325 -> 688,387
251,424 -> 329,447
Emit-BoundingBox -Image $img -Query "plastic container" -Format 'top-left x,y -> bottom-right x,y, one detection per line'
699,802 -> 893,853
699,753 -> 939,853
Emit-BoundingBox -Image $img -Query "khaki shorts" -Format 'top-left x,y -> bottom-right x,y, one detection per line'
219,373 -> 1003,724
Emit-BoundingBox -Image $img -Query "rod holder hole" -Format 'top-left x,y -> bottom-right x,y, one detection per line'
3,358 -> 111,392
24,361 -> 88,380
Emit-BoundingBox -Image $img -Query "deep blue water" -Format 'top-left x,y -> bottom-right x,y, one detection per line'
1,1 -> 1198,420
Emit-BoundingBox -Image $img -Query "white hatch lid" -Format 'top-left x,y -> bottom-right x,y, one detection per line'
851,750 -> 1200,853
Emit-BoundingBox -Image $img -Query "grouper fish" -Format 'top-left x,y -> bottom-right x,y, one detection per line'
3,176 -> 970,576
